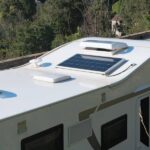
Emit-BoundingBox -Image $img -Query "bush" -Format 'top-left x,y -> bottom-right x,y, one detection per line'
13,22 -> 54,54
51,28 -> 82,49
51,34 -> 65,49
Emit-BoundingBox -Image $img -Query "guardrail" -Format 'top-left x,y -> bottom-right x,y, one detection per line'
0,52 -> 46,70
121,30 -> 150,39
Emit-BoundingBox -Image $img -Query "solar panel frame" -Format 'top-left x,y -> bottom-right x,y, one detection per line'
57,54 -> 126,75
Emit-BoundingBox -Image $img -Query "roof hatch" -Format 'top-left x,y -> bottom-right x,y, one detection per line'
33,72 -> 71,83
80,40 -> 128,54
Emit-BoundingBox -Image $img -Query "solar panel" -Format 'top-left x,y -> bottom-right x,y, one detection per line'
57,54 -> 126,74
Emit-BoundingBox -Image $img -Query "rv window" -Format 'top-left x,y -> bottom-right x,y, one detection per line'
140,97 -> 149,147
21,124 -> 63,150
101,115 -> 127,150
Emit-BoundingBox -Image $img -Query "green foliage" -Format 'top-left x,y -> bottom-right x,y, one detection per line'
51,34 -> 65,49
65,28 -> 82,42
0,0 -> 36,23
0,0 -> 22,24
20,0 -> 36,20
39,0 -> 47,3
119,0 -> 150,34
0,0 -> 149,60
39,0 -> 84,35
112,1 -> 121,14
13,22 -> 54,54
51,28 -> 82,49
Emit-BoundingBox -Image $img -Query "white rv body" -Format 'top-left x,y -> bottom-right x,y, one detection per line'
0,37 -> 150,150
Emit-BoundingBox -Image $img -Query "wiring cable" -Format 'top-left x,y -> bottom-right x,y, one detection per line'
139,108 -> 150,139
107,63 -> 137,77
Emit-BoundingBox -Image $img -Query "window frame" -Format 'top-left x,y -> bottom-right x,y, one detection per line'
101,114 -> 127,150
21,124 -> 63,150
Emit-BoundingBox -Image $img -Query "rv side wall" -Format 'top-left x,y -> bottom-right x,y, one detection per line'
0,90 -> 149,150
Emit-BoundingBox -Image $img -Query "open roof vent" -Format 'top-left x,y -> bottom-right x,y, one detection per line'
80,40 -> 128,54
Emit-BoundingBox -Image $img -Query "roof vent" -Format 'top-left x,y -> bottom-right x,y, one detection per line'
80,40 -> 128,54
29,58 -> 42,68
33,71 -> 71,83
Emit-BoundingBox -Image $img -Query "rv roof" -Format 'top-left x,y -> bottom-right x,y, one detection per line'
0,37 -> 149,121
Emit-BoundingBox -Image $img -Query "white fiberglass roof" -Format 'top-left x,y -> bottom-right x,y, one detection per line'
0,37 -> 150,121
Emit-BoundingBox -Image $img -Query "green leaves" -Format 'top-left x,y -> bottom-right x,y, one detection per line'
39,0 -> 84,35
20,0 -> 36,20
118,0 -> 150,34
0,0 -> 149,60
14,22 -> 54,53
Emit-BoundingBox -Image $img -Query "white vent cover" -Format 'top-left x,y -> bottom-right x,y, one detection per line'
33,71 -> 71,83
80,40 -> 128,54
68,119 -> 92,145
29,58 -> 42,67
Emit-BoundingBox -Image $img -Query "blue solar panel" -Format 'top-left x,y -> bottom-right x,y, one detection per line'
58,54 -> 124,73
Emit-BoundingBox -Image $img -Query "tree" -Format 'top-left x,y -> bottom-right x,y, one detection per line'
119,0 -> 150,34
39,0 -> 47,3
81,0 -> 112,37
38,0 -> 84,35
20,0 -> 36,20
13,22 -> 54,54
0,0 -> 23,24
0,0 -> 149,60
0,0 -> 36,22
